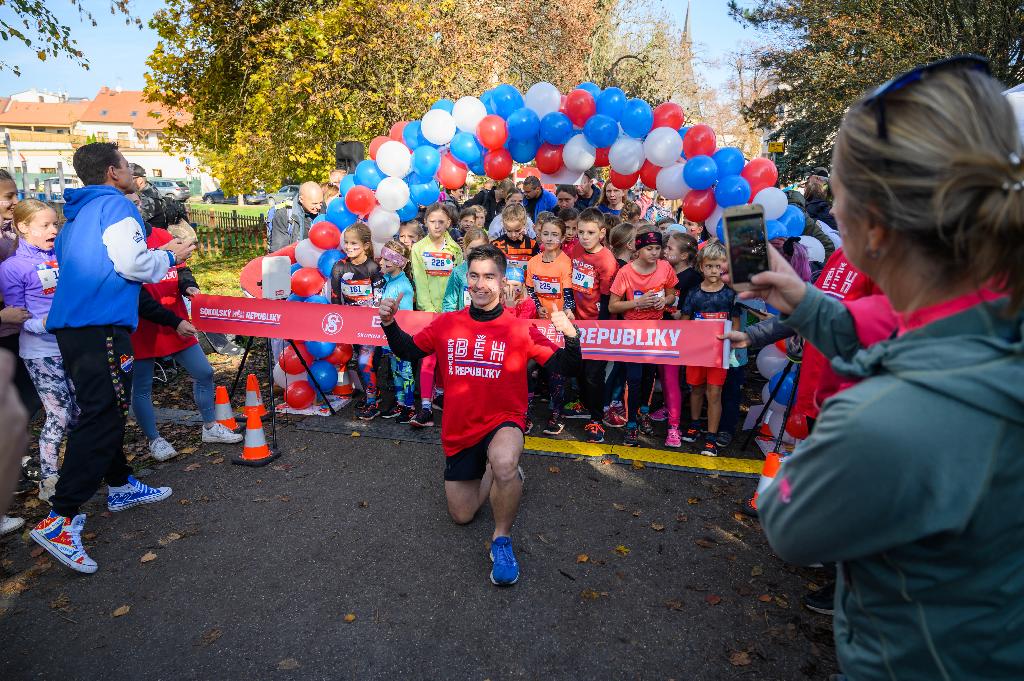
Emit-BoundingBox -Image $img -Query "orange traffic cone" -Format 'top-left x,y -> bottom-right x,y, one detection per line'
213,386 -> 239,431
756,421 -> 774,441
332,369 -> 353,397
232,413 -> 279,467
243,373 -> 267,418
748,452 -> 783,511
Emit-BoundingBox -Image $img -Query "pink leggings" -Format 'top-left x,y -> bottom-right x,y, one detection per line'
420,354 -> 436,405
659,364 -> 682,428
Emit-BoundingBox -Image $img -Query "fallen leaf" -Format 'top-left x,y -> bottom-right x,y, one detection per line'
351,431 -> 360,437
612,503 -> 627,511
732,512 -> 748,523
751,565 -> 764,577
694,538 -> 716,549
687,497 -> 700,505
580,588 -> 609,600
614,545 -> 630,556
576,554 -> 589,563
631,460 -> 645,470
184,463 -> 201,472
83,532 -> 97,541
179,447 -> 197,455
600,458 -> 613,465
358,500 -> 368,508
758,594 -> 773,603
278,495 -> 291,502
675,513 -> 689,522
774,596 -> 789,608
210,457 -> 225,465
49,593 -> 70,610
705,594 -> 722,605
277,658 -> 300,670
632,510 -> 642,517
199,627 -> 222,645
548,465 -> 560,474
24,498 -> 40,509
729,650 -> 752,667
343,613 -> 356,623
112,605 -> 131,617
179,499 -> 191,505
806,581 -> 821,592
650,522 -> 665,532
30,547 -> 44,558
140,552 -> 157,563
100,511 -> 112,518
159,532 -> 182,546
665,599 -> 684,611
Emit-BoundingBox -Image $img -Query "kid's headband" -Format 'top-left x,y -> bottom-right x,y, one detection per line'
505,266 -> 526,283
379,246 -> 409,268
635,231 -> 663,249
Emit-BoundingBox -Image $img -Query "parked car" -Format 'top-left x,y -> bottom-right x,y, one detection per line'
151,179 -> 191,201
270,184 -> 299,205
202,188 -> 269,205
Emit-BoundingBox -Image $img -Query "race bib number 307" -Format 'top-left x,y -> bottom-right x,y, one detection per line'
423,251 -> 454,276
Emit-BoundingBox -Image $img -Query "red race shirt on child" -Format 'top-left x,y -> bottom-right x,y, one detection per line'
566,242 -> 619,320
610,260 -> 677,321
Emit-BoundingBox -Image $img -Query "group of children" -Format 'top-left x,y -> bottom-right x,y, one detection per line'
328,195 -> 740,457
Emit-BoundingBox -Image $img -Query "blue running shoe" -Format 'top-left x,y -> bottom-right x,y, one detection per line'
489,536 -> 520,586
107,476 -> 172,513
30,511 -> 97,574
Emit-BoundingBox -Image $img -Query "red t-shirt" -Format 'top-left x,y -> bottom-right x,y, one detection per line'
610,259 -> 678,321
413,308 -> 559,455
566,242 -> 619,320
131,228 -> 196,361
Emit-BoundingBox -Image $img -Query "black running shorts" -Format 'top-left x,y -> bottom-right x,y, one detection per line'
443,421 -> 523,481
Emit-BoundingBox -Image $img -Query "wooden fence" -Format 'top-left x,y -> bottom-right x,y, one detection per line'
186,206 -> 267,255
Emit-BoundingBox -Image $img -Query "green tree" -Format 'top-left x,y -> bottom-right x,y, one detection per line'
730,0 -> 1024,180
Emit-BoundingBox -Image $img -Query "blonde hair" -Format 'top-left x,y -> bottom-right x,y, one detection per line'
343,222 -> 374,259
621,201 -> 642,223
608,222 -> 636,255
381,238 -> 412,281
666,231 -> 698,265
501,202 -> 528,226
321,182 -> 340,203
12,199 -> 56,238
836,68 -> 1024,312
461,227 -> 489,253
399,220 -> 423,240
697,239 -> 727,267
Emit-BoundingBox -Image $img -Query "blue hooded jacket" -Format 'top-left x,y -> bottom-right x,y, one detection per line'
527,189 -> 558,223
47,185 -> 174,331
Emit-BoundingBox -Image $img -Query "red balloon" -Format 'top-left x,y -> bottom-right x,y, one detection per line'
308,222 -> 341,250
279,342 -> 316,375
639,160 -> 662,189
535,143 -> 564,175
564,89 -> 596,128
741,157 -> 780,196
593,147 -> 610,168
683,188 -> 717,222
653,102 -> 685,130
389,121 -> 407,142
290,267 -> 326,298
683,124 -> 717,159
477,115 -> 508,151
345,185 -> 376,216
272,242 -> 298,263
326,343 -> 353,366
558,95 -> 568,114
437,153 -> 468,189
285,381 -> 315,409
785,413 -> 810,440
609,169 -> 640,190
368,135 -> 390,160
483,149 -> 514,181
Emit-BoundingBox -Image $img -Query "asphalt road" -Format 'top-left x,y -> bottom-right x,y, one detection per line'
0,415 -> 837,680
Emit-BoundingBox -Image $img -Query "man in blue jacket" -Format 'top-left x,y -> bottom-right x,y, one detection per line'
30,143 -> 195,574
521,175 -> 557,223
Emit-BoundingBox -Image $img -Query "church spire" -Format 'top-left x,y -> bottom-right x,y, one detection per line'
683,0 -> 692,49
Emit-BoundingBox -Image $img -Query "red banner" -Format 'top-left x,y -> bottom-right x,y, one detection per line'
193,295 -> 730,367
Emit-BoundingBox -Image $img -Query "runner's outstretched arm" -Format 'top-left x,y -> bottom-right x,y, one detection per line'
379,293 -> 429,363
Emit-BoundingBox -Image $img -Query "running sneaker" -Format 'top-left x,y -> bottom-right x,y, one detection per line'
356,403 -> 381,420
716,430 -> 734,448
149,437 -> 177,462
584,421 -> 606,444
410,407 -> 434,428
1,515 -> 24,536
561,400 -> 589,419
543,414 -> 564,435
432,393 -> 444,411
649,406 -> 669,422
740,497 -> 759,518
602,406 -> 627,429
623,427 -> 640,447
489,536 -> 520,586
29,512 -> 97,574
381,404 -> 406,419
638,411 -> 655,436
700,435 -> 719,457
396,406 -> 416,424
524,416 -> 534,435
107,476 -> 172,513
682,421 -> 702,443
665,427 -> 682,448
202,423 -> 243,444
803,581 -> 836,616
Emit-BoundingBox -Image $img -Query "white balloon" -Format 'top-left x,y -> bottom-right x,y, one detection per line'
524,82 -> 562,118
756,344 -> 788,379
375,176 -> 411,212
753,187 -> 788,221
375,140 -> 412,178
452,96 -> 487,134
539,168 -> 585,186
563,134 -> 597,172
372,240 -> 389,258
273,363 -> 306,389
798,235 -> 826,263
655,162 -> 689,200
704,205 -> 724,231
421,109 -> 456,145
608,136 -> 645,175
294,238 -> 325,269
643,127 -> 683,167
367,207 -> 400,241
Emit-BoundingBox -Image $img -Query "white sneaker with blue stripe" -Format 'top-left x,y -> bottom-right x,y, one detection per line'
107,476 -> 172,513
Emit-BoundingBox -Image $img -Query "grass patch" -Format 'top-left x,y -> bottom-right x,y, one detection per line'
186,202 -> 269,218
190,250 -> 259,296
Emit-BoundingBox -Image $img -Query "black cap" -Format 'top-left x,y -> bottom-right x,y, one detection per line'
810,166 -> 829,178
130,163 -> 147,178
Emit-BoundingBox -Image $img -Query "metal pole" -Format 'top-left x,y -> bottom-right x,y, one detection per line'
57,161 -> 65,202
4,133 -> 14,177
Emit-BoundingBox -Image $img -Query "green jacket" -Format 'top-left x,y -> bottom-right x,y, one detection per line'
441,261 -> 469,312
410,233 -> 463,312
760,286 -> 1024,680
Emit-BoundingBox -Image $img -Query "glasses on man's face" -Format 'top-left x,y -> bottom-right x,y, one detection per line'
864,54 -> 990,140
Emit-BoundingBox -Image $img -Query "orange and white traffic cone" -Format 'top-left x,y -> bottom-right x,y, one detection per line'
243,373 -> 267,418
748,452 -> 783,511
213,386 -> 239,431
232,413 -> 279,467
332,369 -> 353,398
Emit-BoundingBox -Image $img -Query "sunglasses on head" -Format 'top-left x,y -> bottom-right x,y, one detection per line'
864,54 -> 991,140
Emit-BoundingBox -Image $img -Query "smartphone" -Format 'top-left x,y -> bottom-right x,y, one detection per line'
722,204 -> 769,292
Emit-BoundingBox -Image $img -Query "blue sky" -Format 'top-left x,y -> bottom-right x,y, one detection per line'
0,0 -> 756,98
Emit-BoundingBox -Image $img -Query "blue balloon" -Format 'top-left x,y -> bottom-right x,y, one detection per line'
507,107 -> 540,141
539,112 -> 573,145
596,87 -> 626,120
715,219 -> 725,242
714,175 -> 752,208
450,131 -> 482,165
576,81 -> 602,98
431,98 -> 455,113
311,214 -> 326,225
491,84 -> 524,119
305,340 -> 336,359
713,147 -> 745,179
317,249 -> 344,278
305,294 -> 331,305
402,120 -> 425,149
683,155 -> 718,191
768,369 -> 796,406
338,175 -> 355,196
354,160 -> 384,190
469,158 -> 486,176
411,145 -> 441,178
326,198 -> 357,227
780,204 -> 806,238
290,262 -> 303,275
583,114 -> 618,149
508,136 -> 540,163
309,360 -> 339,393
679,125 -> 691,158
410,180 -> 441,206
286,293 -> 306,302
620,98 -> 654,138
766,219 -> 788,240
397,200 -> 418,222
480,89 -> 497,115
